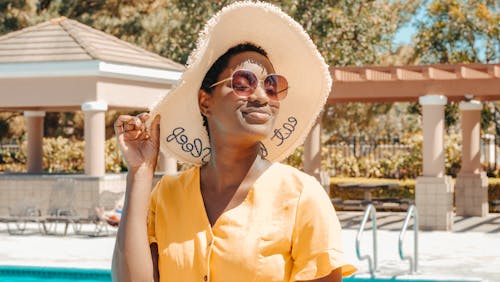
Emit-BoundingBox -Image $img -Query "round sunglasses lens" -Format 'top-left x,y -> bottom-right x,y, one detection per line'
264,75 -> 288,100
232,70 -> 258,96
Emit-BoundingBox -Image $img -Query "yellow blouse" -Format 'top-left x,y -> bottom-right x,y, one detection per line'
147,162 -> 356,282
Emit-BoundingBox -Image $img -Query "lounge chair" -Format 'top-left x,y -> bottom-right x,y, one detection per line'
86,190 -> 124,237
0,201 -> 47,235
44,178 -> 85,236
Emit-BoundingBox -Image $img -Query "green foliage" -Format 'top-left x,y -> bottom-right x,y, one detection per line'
322,132 -> 463,179
330,177 -> 500,212
0,137 -> 126,173
329,176 -> 415,200
412,0 -> 500,63
42,136 -> 84,172
105,137 -> 126,173
0,0 -> 422,66
282,145 -> 304,170
0,0 -> 426,173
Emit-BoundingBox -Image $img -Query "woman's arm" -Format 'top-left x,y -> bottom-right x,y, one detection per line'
111,114 -> 161,282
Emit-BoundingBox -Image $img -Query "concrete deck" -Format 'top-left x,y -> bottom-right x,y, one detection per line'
0,212 -> 499,281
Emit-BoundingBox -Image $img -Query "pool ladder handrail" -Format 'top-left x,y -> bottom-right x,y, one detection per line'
398,204 -> 418,274
355,204 -> 378,275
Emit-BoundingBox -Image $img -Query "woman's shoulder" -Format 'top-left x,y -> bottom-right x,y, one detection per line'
266,162 -> 323,192
270,162 -> 318,183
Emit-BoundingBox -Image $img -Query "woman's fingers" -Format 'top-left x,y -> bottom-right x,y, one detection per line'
114,115 -> 133,135
115,113 -> 157,143
115,116 -> 139,143
137,112 -> 150,124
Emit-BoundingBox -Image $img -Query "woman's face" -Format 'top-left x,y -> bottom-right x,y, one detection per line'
203,51 -> 280,144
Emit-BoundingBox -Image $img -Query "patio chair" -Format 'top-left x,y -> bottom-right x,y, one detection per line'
85,190 -> 124,237
44,178 -> 85,236
0,201 -> 47,235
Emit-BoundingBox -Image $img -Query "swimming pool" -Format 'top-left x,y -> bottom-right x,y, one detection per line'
0,266 -> 481,282
0,266 -> 110,282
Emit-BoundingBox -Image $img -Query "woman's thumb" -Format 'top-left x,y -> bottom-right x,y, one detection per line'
150,114 -> 161,145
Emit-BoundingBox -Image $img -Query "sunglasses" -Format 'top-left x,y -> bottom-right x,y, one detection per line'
210,69 -> 288,101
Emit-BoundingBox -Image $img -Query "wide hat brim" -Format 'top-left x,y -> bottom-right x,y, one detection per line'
150,1 -> 332,165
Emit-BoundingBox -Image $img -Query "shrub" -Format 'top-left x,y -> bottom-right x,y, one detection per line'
0,137 -> 126,173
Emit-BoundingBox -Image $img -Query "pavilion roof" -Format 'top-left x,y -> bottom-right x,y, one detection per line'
0,17 -> 184,71
329,63 -> 500,103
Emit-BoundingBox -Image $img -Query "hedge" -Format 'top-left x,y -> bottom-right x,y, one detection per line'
330,177 -> 500,212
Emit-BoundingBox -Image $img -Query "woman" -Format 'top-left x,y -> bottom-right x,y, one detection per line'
112,2 -> 356,282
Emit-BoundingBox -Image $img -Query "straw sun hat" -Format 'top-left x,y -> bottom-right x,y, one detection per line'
149,1 -> 332,165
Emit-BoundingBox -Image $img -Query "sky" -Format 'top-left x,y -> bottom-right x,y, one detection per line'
393,25 -> 416,46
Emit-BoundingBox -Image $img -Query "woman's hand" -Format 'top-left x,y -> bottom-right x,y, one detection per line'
114,113 -> 161,172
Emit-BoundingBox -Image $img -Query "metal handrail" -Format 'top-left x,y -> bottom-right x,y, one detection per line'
355,204 -> 378,275
399,205 -> 419,274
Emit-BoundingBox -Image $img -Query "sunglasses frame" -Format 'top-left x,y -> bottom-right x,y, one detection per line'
209,69 -> 288,101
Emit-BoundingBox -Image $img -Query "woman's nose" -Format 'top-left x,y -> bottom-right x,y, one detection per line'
248,83 -> 269,103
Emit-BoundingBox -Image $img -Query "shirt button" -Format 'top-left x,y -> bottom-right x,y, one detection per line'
203,275 -> 208,281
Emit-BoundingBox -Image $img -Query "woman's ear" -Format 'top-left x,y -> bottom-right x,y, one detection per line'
198,89 -> 212,117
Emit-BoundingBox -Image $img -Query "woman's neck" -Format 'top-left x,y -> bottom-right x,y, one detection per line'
202,141 -> 264,194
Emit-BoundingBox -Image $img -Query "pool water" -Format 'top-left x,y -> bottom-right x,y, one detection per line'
0,266 -> 111,282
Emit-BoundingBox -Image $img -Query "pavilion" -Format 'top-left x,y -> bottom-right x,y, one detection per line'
0,17 -> 183,215
303,63 -> 500,230
1,18 -> 499,231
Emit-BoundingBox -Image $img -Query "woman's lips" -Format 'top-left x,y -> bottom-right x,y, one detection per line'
242,109 -> 272,123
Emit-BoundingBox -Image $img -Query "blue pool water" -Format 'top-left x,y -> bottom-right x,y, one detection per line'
0,266 -> 478,282
0,266 -> 110,282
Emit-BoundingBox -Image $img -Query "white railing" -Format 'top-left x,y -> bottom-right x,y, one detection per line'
355,204 -> 378,275
399,204 -> 419,274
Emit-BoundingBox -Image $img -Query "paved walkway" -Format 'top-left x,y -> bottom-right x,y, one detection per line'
1,212 -> 499,281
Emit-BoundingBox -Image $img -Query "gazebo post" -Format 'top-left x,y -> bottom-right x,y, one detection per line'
416,95 -> 454,231
24,111 -> 45,173
455,100 -> 488,216
303,116 -> 322,183
81,101 -> 108,177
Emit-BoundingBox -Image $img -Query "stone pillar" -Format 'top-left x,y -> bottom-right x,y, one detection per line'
24,111 -> 45,173
303,116 -> 322,183
416,95 -> 454,231
482,134 -> 495,167
456,101 -> 488,216
81,101 -> 108,177
157,151 -> 177,175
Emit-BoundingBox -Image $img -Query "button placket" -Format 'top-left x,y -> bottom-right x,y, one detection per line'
205,229 -> 214,282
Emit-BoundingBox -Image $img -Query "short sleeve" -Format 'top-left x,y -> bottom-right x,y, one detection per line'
290,176 -> 357,281
147,178 -> 162,245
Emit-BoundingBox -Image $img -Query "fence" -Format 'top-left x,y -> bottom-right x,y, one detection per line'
325,143 -> 412,161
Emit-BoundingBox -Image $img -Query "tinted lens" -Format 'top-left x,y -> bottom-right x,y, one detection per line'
264,74 -> 288,100
231,70 -> 258,96
231,70 -> 288,101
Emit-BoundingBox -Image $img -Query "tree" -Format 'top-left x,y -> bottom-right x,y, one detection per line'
0,0 -> 421,143
411,0 -> 499,64
404,0 -> 499,132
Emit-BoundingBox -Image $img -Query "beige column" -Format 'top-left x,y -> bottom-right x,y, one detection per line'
416,95 -> 454,231
303,116 -> 322,183
24,111 -> 45,173
157,151 -> 177,175
81,101 -> 108,177
421,95 -> 446,177
456,100 -> 488,216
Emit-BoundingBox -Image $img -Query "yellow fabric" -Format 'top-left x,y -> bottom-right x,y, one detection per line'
147,163 -> 357,282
